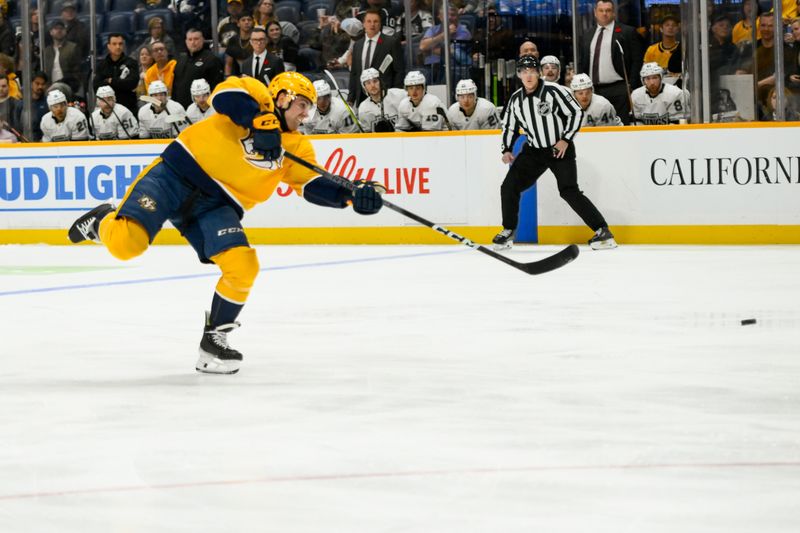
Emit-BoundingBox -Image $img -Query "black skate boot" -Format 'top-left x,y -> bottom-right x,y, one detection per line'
588,227 -> 618,250
492,228 -> 515,251
196,312 -> 243,374
68,203 -> 115,243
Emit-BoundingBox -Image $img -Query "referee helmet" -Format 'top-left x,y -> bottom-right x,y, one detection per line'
516,55 -> 539,71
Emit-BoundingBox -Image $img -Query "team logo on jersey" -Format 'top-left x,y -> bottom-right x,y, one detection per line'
241,135 -> 284,170
537,101 -> 552,115
138,195 -> 157,212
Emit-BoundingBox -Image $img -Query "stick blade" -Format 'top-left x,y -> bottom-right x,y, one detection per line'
519,244 -> 580,275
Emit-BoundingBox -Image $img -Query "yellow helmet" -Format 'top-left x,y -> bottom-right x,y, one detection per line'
268,72 -> 317,106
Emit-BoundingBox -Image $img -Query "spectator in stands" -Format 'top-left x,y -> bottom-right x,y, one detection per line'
361,0 -> 401,37
240,26 -> 284,85
0,9 -> 15,59
736,11 -> 794,109
420,3 -> 471,84
334,0 -> 361,22
25,71 -> 50,141
253,0 -> 278,27
94,33 -> 139,114
349,9 -> 404,103
732,0 -> 761,46
44,21 -> 82,96
762,86 -> 800,120
265,20 -> 299,70
16,8 -> 42,72
225,12 -> 255,76
396,0 -> 433,43
786,19 -> 800,95
172,28 -> 224,108
0,53 -> 20,99
519,40 -> 539,59
60,1 -> 90,60
0,73 -> 21,140
578,0 -> 643,124
310,16 -> 360,71
218,0 -> 244,44
708,13 -> 737,81
145,42 -> 177,94
471,6 -> 514,62
644,14 -> 679,71
139,17 -> 177,59
137,45 -> 155,97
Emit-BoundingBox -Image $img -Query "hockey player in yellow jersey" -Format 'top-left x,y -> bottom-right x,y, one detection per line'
67,72 -> 384,374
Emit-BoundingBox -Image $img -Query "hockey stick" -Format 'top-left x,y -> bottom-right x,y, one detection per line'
139,95 -> 191,134
436,107 -> 453,131
614,41 -> 638,125
323,69 -> 365,133
1,121 -> 30,142
282,150 -> 580,276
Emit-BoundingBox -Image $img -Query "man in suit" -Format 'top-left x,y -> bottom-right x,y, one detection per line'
240,27 -> 284,86
348,8 -> 404,104
579,0 -> 643,124
172,28 -> 225,109
43,20 -> 83,96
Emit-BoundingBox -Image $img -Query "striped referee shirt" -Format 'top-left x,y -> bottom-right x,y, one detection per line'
501,81 -> 584,152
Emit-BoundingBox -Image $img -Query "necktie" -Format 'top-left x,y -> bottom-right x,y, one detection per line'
592,27 -> 604,84
365,38 -> 374,69
254,55 -> 261,78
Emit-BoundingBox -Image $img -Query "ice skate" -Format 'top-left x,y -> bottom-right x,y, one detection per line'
492,228 -> 515,251
67,203 -> 115,243
196,312 -> 243,374
588,227 -> 617,250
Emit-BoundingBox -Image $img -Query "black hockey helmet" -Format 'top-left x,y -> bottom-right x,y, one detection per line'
516,55 -> 540,71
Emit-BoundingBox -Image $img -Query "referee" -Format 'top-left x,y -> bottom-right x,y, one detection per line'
492,55 -> 617,251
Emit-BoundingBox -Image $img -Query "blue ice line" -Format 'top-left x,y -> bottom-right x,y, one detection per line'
0,249 -> 463,298
0,153 -> 160,161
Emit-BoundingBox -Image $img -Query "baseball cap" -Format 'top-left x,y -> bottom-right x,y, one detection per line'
340,17 -> 363,37
49,19 -> 66,29
61,1 -> 77,10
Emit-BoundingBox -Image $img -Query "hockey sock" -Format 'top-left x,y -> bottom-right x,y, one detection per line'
209,292 -> 244,327
99,215 -> 150,261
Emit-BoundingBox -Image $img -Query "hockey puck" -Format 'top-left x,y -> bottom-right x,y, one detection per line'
741,318 -> 757,326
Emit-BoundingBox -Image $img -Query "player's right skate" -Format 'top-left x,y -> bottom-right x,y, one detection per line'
67,203 -> 115,243
492,228 -> 515,251
197,311 -> 243,374
588,227 -> 618,250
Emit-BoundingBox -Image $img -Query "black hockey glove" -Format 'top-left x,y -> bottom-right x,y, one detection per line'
351,180 -> 385,215
251,113 -> 282,161
373,119 -> 395,133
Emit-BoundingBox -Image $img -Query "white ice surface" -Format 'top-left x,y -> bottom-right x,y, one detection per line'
1,244 -> 799,532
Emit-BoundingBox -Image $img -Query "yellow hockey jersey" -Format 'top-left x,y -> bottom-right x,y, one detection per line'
161,76 -> 319,214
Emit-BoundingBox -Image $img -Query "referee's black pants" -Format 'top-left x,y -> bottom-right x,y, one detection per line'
500,143 -> 608,232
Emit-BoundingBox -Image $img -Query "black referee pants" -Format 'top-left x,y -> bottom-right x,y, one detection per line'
500,143 -> 608,232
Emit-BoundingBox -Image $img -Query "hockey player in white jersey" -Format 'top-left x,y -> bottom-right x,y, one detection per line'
138,81 -> 189,139
357,68 -> 406,132
631,62 -> 690,125
92,85 -> 139,140
569,74 -> 623,127
446,79 -> 500,130
395,71 -> 447,131
301,80 -> 359,135
540,55 -> 561,83
40,90 -> 90,142
186,79 -> 216,124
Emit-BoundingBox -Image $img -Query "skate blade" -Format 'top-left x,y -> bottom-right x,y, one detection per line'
590,238 -> 618,251
196,351 -> 241,374
492,242 -> 513,252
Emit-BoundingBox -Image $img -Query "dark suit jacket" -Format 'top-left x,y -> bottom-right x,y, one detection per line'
579,21 -> 643,89
43,41 -> 83,93
348,32 -> 404,103
240,52 -> 285,86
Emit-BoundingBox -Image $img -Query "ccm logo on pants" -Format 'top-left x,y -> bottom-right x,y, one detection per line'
217,227 -> 244,236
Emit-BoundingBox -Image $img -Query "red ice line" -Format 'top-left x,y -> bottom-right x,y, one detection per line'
1,461 -> 798,501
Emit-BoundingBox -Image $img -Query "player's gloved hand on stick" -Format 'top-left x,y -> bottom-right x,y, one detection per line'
351,180 -> 384,215
251,112 -> 282,161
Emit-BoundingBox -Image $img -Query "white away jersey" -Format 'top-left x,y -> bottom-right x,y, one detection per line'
186,103 -> 216,124
358,88 -> 406,132
91,104 -> 139,140
138,100 -> 189,139
395,93 -> 446,131
446,97 -> 500,130
579,93 -> 622,127
301,98 -> 359,135
40,107 -> 90,142
631,83 -> 689,125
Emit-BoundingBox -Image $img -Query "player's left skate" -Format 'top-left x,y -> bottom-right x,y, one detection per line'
492,228 -> 515,251
196,312 -> 243,374
588,227 -> 617,250
67,203 -> 115,243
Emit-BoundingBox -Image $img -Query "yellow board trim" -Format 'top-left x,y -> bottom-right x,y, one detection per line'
3,225 -> 800,245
